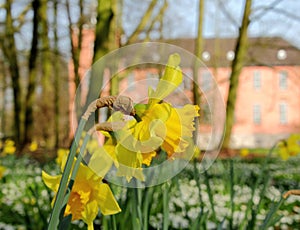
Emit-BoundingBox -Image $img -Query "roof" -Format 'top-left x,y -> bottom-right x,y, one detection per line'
162,37 -> 300,67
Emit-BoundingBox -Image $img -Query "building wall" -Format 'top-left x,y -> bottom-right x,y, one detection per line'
213,65 -> 300,148
68,30 -> 300,148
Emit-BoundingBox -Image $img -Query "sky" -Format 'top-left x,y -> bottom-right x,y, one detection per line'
123,0 -> 300,48
1,0 -> 300,56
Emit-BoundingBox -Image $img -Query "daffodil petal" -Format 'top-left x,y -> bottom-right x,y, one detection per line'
149,53 -> 183,104
89,148 -> 114,178
156,105 -> 199,157
96,183 -> 121,215
142,151 -> 157,166
42,171 -> 62,192
81,200 -> 98,230
115,143 -> 144,182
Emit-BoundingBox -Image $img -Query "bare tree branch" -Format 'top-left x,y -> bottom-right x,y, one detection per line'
126,0 -> 158,44
251,0 -> 283,21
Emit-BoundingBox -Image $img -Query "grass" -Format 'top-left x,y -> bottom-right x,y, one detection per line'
0,154 -> 300,229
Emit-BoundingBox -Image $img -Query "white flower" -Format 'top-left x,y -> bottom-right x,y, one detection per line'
187,207 -> 200,220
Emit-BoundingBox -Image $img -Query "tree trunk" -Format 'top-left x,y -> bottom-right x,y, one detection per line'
192,0 -> 204,142
0,58 -> 5,138
193,0 -> 204,107
81,0 -> 116,129
3,0 -> 22,146
222,0 -> 252,149
66,0 -> 84,89
40,0 -> 54,147
23,0 -> 40,145
53,0 -> 60,149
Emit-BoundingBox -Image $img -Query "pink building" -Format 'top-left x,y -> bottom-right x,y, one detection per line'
70,32 -> 300,148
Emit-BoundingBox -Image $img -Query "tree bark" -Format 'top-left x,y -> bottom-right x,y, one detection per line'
81,0 -> 116,129
192,0 -> 204,142
53,0 -> 60,149
66,0 -> 84,89
0,58 -> 5,138
40,0 -> 55,147
222,0 -> 252,149
3,0 -> 22,145
193,0 -> 204,107
23,0 -> 40,145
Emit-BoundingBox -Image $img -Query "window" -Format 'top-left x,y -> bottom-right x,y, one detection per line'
253,104 -> 261,124
201,71 -> 212,91
279,71 -> 288,90
253,70 -> 261,89
279,102 -> 288,124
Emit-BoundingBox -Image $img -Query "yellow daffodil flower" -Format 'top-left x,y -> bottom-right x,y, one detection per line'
55,148 -> 69,166
3,140 -> 16,155
278,134 -> 300,160
286,134 -> 300,156
106,53 -> 199,182
42,160 -> 121,229
240,148 -> 249,157
29,141 -> 38,152
0,165 -> 6,179
278,141 -> 289,160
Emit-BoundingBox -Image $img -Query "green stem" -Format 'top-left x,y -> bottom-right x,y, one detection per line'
193,160 -> 204,228
260,197 -> 284,229
163,183 -> 169,230
47,118 -> 86,230
204,169 -> 216,222
142,187 -> 153,230
229,159 -> 235,230
131,187 -> 139,230
111,215 -> 117,230
240,144 -> 277,229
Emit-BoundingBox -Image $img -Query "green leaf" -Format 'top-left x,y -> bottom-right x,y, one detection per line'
58,214 -> 72,230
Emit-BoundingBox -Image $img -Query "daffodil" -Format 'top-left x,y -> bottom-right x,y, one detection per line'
29,141 -> 38,152
240,148 -> 249,158
0,165 -> 6,179
278,134 -> 300,160
55,148 -> 69,166
132,53 -> 199,159
105,53 -> 199,182
3,140 -> 16,155
278,141 -> 289,160
286,134 -> 300,156
42,159 -> 121,229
